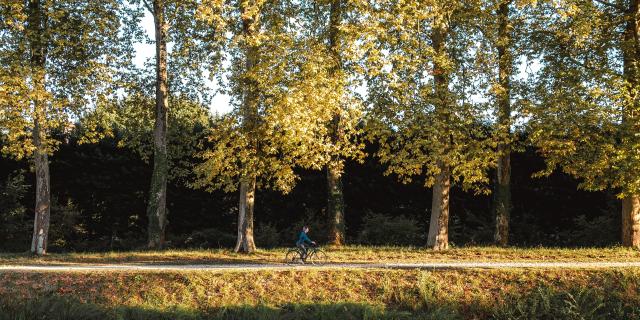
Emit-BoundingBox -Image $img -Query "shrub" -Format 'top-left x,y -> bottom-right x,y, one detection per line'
450,209 -> 493,246
0,170 -> 30,252
357,213 -> 423,246
0,296 -> 107,320
288,210 -> 331,244
49,197 -> 86,252
255,222 -> 281,248
562,214 -> 617,247
493,286 -> 614,320
181,228 -> 236,249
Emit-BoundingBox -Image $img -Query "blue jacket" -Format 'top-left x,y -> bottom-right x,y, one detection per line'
296,231 -> 312,245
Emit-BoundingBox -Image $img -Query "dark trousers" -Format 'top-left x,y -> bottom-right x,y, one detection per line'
297,243 -> 307,258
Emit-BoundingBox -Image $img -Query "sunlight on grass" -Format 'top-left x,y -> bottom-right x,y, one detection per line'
0,246 -> 638,265
1,269 -> 639,319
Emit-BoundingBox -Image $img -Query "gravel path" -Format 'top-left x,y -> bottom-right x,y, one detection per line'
1,261 -> 640,272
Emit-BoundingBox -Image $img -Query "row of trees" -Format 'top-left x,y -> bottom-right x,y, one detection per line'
1,0 -> 639,255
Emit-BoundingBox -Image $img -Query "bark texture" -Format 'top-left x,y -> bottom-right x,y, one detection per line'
427,164 -> 450,250
235,178 -> 257,253
28,0 -> 50,256
31,119 -> 50,255
327,164 -> 345,245
426,20 -> 451,251
147,0 -> 169,249
493,0 -> 512,247
622,195 -> 640,248
326,0 -> 345,246
621,0 -> 640,248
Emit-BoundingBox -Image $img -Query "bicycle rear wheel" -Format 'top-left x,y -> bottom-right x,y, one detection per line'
307,249 -> 327,265
285,249 -> 303,264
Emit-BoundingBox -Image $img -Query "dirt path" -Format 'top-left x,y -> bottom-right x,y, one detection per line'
1,261 -> 640,272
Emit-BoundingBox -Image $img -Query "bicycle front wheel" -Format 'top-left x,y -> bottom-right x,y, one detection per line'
285,249 -> 303,264
307,249 -> 327,265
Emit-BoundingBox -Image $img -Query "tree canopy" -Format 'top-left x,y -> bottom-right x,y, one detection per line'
1,0 -> 640,253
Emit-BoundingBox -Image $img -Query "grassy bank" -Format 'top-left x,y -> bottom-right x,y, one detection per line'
1,268 -> 639,319
1,246 -> 639,265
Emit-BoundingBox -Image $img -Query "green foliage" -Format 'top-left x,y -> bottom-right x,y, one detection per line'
255,223 -> 281,248
2,269 -> 640,320
493,286 -> 621,320
192,0 -> 364,195
524,0 -> 640,197
379,272 -> 459,318
365,0 -> 496,193
0,0 -> 134,159
414,273 -> 460,318
562,214 -> 617,247
85,0 -> 219,189
358,213 -> 423,246
0,170 -> 29,251
0,297 -> 439,320
450,209 -> 494,245
101,88 -> 212,182
3,0 -> 640,253
180,228 -> 236,249
0,297 -> 107,320
289,210 -> 331,244
48,197 -> 86,252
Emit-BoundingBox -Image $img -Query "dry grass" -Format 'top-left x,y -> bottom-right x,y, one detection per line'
0,268 -> 639,319
0,246 -> 639,266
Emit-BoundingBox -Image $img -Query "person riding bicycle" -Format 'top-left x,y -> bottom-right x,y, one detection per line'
296,226 -> 316,261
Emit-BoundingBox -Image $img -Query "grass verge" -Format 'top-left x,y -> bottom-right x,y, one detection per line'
1,246 -> 639,265
0,268 -> 639,319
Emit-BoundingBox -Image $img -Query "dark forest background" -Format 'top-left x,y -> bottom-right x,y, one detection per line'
0,131 -> 618,252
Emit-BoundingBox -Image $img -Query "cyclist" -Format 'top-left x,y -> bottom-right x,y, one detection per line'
296,226 -> 316,261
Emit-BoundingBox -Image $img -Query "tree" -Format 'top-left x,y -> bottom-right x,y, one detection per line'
298,0 -> 366,246
194,0 -> 355,253
0,0 -> 130,254
479,0 -> 532,246
144,0 -> 170,249
491,0 -> 514,246
119,0 -> 220,249
325,0 -> 348,246
366,0 -> 495,250
525,0 -> 640,247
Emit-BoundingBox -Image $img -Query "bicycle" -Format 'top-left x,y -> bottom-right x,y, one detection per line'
284,244 -> 328,265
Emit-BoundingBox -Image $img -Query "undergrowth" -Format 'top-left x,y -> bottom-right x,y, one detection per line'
0,269 -> 639,319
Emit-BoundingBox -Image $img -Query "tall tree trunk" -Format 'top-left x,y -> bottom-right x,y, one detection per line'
427,164 -> 450,250
622,195 -> 640,248
622,0 -> 640,248
235,1 -> 259,253
147,0 -> 169,249
327,164 -> 345,245
235,178 -> 257,253
28,0 -> 50,256
493,0 -> 512,247
31,117 -> 50,255
426,18 -> 451,250
326,0 -> 345,246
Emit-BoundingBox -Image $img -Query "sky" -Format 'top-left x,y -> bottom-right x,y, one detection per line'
133,11 -> 233,115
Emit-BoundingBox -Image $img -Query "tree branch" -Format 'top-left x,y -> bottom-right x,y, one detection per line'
593,0 -> 624,11
142,0 -> 153,14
